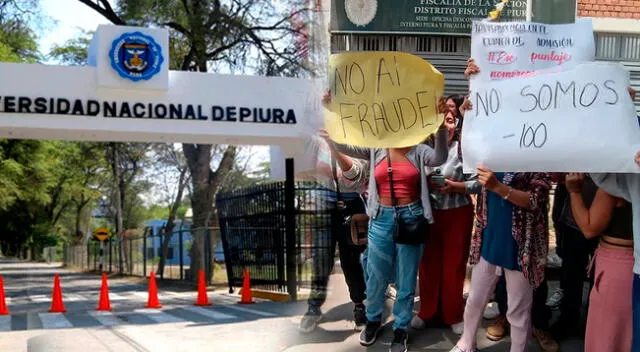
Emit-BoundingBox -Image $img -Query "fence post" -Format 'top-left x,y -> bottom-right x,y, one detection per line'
179,230 -> 184,280
285,158 -> 297,301
204,228 -> 212,285
143,228 -> 147,278
129,237 -> 133,275
119,240 -> 123,275
108,239 -> 112,273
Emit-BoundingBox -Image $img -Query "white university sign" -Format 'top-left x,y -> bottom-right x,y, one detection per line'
0,24 -> 318,179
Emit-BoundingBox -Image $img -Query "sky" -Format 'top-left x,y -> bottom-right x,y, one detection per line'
37,0 -> 271,180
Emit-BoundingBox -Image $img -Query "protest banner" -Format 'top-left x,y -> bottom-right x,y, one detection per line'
469,18 -> 595,90
324,51 -> 444,148
461,62 -> 640,173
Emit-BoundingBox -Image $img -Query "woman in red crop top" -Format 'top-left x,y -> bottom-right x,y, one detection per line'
321,88 -> 450,352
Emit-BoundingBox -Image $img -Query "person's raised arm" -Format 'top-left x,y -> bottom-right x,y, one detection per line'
479,168 -> 550,210
422,126 -> 449,167
319,128 -> 355,172
566,173 -> 618,239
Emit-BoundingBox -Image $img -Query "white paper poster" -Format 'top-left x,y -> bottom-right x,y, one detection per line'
461,62 -> 640,173
469,18 -> 595,90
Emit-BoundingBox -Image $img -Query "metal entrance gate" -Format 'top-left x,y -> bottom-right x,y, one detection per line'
215,178 -> 334,299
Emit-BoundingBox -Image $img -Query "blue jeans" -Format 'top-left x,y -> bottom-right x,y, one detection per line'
633,274 -> 640,352
361,248 -> 395,291
365,202 -> 425,331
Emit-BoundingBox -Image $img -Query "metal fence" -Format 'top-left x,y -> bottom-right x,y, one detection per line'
216,180 -> 334,297
59,227 -> 224,283
49,179 -> 338,299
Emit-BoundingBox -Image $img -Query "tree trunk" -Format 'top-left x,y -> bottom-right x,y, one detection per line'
157,167 -> 187,277
75,202 -> 83,239
183,145 -> 237,283
183,144 -> 211,283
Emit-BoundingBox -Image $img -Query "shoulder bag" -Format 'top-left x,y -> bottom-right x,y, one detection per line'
331,158 -> 369,246
386,149 -> 429,245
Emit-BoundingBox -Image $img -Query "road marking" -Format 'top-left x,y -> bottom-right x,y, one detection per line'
133,309 -> 185,324
0,316 -> 10,331
223,305 -> 277,317
181,306 -> 236,320
64,293 -> 85,302
28,295 -> 50,303
38,313 -> 73,329
109,292 -> 127,301
88,311 -> 122,326
133,291 -> 149,299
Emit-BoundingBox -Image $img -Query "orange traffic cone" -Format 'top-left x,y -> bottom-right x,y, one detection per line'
238,268 -> 255,304
0,276 -> 9,315
194,269 -> 211,306
145,271 -> 161,309
96,273 -> 112,311
49,274 -> 66,313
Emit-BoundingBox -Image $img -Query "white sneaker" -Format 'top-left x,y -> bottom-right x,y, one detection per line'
386,285 -> 397,300
546,288 -> 564,308
451,321 -> 464,335
483,302 -> 500,320
547,254 -> 563,268
410,315 -> 426,330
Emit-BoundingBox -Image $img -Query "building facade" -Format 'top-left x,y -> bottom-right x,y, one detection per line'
327,0 -> 640,111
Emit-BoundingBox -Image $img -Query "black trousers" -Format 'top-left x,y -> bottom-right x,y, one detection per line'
496,275 -> 551,329
555,222 -> 597,320
308,208 -> 367,308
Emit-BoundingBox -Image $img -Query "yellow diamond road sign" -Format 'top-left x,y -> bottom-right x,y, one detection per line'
94,227 -> 110,241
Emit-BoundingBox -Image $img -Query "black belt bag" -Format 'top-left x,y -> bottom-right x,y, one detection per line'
386,149 -> 429,246
332,158 -> 369,247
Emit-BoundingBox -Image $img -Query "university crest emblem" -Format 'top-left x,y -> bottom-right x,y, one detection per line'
109,32 -> 164,82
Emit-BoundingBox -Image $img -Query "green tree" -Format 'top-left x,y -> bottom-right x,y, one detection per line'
78,0 -> 310,282
48,29 -> 92,65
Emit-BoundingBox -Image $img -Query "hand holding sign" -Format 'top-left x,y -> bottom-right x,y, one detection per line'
324,51 -> 445,148
465,58 -> 480,80
565,173 -> 585,193
477,166 -> 500,191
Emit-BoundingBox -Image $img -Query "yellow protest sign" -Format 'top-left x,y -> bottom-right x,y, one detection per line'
324,51 -> 445,148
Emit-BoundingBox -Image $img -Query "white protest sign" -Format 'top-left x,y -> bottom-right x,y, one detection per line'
461,62 -> 640,173
469,18 -> 595,90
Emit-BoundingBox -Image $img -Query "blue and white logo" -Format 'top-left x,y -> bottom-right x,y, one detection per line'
109,31 -> 164,82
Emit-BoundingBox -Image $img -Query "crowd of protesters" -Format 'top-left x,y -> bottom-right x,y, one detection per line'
298,58 -> 640,352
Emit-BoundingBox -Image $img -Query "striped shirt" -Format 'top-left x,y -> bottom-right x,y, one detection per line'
304,135 -> 369,209
425,141 -> 480,210
312,135 -> 368,194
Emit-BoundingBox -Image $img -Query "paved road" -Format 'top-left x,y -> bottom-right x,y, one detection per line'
0,257 -> 584,351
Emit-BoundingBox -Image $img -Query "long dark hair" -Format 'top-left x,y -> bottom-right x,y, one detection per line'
445,94 -> 464,141
445,94 -> 465,162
